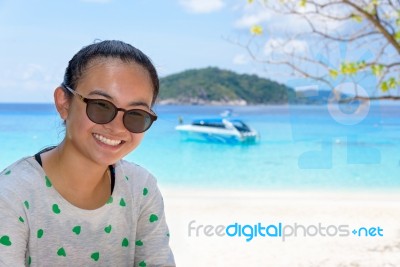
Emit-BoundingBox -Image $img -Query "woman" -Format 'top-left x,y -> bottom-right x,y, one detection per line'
0,40 -> 175,266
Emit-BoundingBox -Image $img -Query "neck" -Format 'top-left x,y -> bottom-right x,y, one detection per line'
42,140 -> 110,194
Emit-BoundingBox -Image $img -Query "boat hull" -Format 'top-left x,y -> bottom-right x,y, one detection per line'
176,125 -> 259,144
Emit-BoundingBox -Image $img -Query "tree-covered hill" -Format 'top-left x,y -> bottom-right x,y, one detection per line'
158,67 -> 296,105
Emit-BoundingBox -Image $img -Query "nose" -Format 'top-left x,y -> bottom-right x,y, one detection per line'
104,110 -> 127,133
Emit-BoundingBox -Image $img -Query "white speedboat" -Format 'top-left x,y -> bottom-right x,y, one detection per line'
175,118 -> 259,144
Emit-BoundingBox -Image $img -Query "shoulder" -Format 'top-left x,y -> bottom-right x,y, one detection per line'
0,157 -> 42,214
115,160 -> 159,194
116,159 -> 157,185
0,157 -> 42,190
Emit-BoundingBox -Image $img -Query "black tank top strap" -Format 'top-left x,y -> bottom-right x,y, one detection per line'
34,153 -> 43,166
109,165 -> 115,193
34,146 -> 56,167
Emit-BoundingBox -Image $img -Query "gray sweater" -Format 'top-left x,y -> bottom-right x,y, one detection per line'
0,157 -> 175,267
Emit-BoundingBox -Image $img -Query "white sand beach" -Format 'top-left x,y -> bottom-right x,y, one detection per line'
163,188 -> 400,267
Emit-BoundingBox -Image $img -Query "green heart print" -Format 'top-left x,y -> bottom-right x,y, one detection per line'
57,247 -> 66,257
52,204 -> 61,214
143,187 -> 148,196
37,229 -> 44,238
72,226 -> 81,235
119,198 -> 126,207
45,176 -> 52,187
91,252 -> 100,261
0,235 -> 12,246
122,238 -> 129,247
138,260 -> 147,267
104,225 -> 112,234
135,240 -> 144,246
149,214 -> 158,223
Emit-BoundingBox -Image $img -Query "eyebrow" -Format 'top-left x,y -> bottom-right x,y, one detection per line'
88,89 -> 151,109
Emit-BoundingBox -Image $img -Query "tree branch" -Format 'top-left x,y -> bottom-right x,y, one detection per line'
342,0 -> 400,54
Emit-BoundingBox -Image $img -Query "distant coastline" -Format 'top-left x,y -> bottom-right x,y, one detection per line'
158,67 -> 352,106
159,67 -> 294,105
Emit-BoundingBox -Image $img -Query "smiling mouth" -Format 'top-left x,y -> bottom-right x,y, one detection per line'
93,133 -> 123,146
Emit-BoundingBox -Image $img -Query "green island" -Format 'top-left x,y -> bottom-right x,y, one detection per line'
158,67 -> 337,105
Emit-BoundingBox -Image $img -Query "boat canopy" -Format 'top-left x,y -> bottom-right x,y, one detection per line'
192,118 -> 252,133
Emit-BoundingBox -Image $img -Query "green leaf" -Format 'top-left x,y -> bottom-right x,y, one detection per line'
380,81 -> 389,92
388,78 -> 397,89
351,14 -> 363,23
340,62 -> 358,75
329,69 -> 338,79
364,3 -> 377,15
394,31 -> 400,41
250,25 -> 263,35
299,0 -> 307,7
371,64 -> 384,76
357,61 -> 366,69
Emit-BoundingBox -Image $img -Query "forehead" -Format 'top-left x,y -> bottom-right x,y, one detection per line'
81,58 -> 151,82
76,58 -> 154,102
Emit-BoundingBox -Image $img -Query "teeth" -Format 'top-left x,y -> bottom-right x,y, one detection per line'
93,134 -> 122,146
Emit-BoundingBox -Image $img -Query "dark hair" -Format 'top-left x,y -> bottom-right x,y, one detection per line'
63,40 -> 159,105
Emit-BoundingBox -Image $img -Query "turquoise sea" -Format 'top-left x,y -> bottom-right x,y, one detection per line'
0,103 -> 399,190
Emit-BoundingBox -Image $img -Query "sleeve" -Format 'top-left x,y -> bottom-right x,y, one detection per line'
0,186 -> 29,267
133,175 -> 175,267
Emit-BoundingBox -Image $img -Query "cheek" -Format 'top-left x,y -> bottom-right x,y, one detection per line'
135,133 -> 145,143
65,105 -> 94,136
120,133 -> 145,158
128,133 -> 145,148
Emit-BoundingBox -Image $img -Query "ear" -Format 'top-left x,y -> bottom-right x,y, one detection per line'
54,87 -> 70,120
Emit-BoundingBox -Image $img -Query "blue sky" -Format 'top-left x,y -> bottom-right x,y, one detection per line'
1,0 -> 395,103
0,0 -> 267,103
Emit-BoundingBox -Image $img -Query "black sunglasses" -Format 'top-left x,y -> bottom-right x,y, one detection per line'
62,84 -> 157,133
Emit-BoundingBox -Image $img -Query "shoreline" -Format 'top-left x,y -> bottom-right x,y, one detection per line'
161,186 -> 400,198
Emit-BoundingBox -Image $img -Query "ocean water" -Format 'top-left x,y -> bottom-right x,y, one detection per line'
1,103 -> 399,190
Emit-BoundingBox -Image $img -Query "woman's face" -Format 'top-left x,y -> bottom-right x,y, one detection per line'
63,59 -> 154,166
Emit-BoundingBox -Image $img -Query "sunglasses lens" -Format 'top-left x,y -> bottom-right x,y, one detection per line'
86,100 -> 116,124
124,110 -> 153,133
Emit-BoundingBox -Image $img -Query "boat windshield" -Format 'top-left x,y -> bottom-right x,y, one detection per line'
191,119 -> 252,132
192,120 -> 226,128
231,120 -> 252,132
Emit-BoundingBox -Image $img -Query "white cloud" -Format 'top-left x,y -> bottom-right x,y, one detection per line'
22,64 -> 48,82
264,38 -> 309,56
0,63 -> 61,102
236,11 -> 310,34
179,0 -> 224,14
234,0 -> 346,35
235,11 -> 270,28
233,54 -> 249,65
